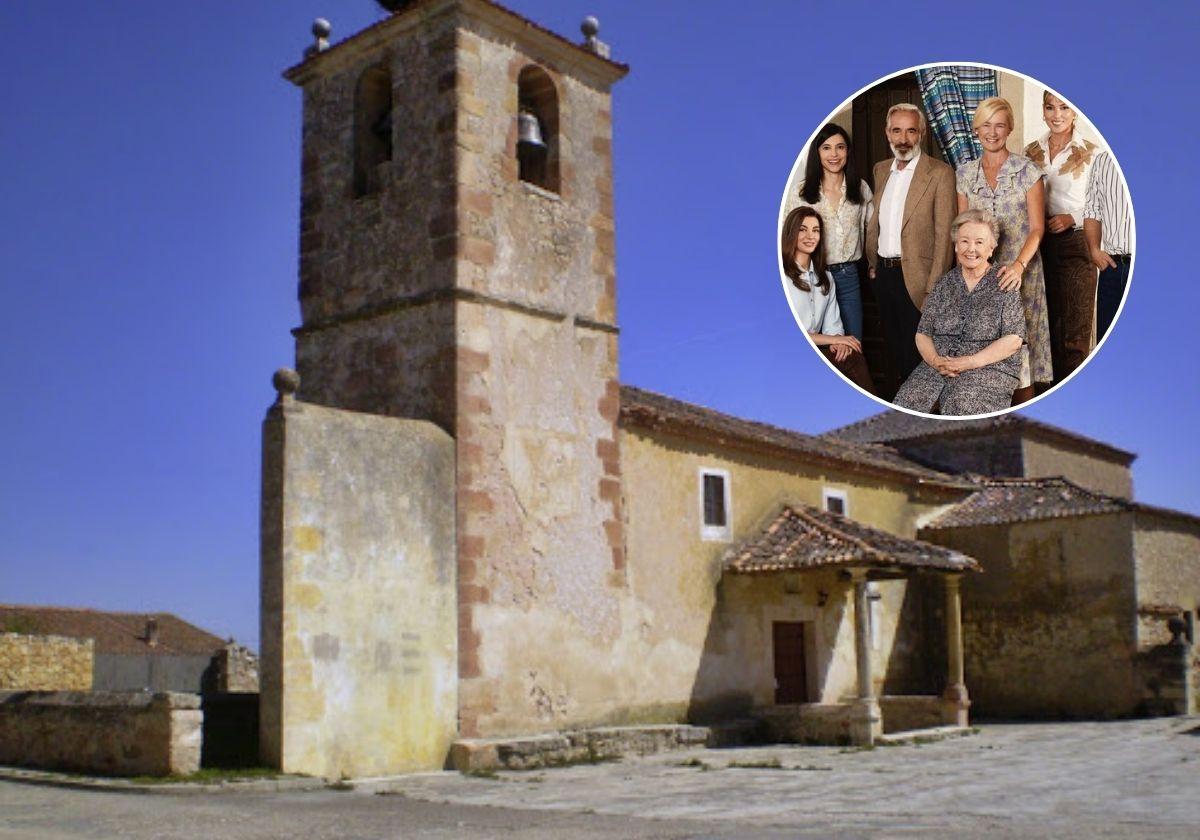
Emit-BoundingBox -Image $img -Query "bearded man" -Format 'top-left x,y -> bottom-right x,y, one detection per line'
865,103 -> 956,391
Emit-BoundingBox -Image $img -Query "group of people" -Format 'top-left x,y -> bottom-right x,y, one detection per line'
781,91 -> 1132,416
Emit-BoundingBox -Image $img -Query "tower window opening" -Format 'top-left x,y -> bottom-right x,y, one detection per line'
516,66 -> 559,193
353,63 -> 393,197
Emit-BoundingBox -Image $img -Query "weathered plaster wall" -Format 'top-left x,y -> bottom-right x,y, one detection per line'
0,691 -> 200,777
1133,513 -> 1200,648
260,401 -> 456,778
622,427 -> 954,722
928,514 -> 1140,719
0,633 -> 93,691
1022,438 -> 1133,499
450,19 -> 624,739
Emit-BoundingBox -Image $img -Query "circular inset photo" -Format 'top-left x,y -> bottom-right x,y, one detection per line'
778,63 -> 1133,418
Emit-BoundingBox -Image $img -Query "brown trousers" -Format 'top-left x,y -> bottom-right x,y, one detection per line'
1041,229 -> 1097,382
821,346 -> 875,395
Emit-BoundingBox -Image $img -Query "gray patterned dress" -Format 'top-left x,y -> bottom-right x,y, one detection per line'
956,154 -> 1052,387
895,265 -> 1025,416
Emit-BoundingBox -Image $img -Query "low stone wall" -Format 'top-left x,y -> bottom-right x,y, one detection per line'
1137,642 -> 1194,716
0,633 -> 93,691
0,691 -> 201,777
450,725 -> 710,771
755,704 -> 853,745
879,696 -> 945,733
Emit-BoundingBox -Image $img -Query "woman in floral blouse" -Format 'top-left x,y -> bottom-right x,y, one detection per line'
956,96 -> 1048,404
1024,91 -> 1100,383
795,124 -> 874,340
894,209 -> 1024,416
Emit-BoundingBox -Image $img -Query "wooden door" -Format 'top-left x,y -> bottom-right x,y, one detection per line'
772,621 -> 808,704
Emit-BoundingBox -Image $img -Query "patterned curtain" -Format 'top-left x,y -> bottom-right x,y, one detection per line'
915,66 -> 998,168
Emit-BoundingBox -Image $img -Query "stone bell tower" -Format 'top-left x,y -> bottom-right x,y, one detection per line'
273,0 -> 629,755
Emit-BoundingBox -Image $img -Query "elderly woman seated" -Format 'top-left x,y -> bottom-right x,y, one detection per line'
894,209 -> 1025,416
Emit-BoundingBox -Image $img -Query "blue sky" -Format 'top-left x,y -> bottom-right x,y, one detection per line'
2,1 -> 1196,650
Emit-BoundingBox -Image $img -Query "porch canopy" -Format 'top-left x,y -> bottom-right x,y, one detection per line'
724,504 -> 980,743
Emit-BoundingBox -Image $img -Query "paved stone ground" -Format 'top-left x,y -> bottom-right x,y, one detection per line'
2,718 -> 1198,838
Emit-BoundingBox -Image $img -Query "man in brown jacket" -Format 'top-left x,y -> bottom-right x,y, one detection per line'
865,103 -> 956,393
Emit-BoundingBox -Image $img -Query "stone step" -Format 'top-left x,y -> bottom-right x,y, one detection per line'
450,724 -> 711,771
876,725 -> 974,746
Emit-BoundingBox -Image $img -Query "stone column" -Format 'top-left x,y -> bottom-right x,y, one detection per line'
942,573 -> 970,727
849,568 -> 881,745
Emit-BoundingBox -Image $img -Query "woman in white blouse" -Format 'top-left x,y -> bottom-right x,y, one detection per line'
795,123 -> 874,340
1024,92 -> 1100,382
781,206 -> 874,393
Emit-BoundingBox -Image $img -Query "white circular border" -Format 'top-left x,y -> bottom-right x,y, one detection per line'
777,60 -> 1136,421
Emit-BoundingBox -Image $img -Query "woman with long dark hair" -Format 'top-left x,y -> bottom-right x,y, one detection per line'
781,206 -> 874,393
795,123 -> 874,340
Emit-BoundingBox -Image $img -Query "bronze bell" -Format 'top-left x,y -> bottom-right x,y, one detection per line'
517,111 -> 547,151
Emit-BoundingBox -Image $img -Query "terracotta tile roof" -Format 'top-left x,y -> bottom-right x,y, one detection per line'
922,477 -> 1130,529
724,505 -> 979,575
823,410 -> 1136,465
619,386 -> 972,491
0,605 -> 226,657
285,0 -> 629,80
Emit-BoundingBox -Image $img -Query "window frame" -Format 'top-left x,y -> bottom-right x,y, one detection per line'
698,467 -> 732,542
822,487 -> 849,517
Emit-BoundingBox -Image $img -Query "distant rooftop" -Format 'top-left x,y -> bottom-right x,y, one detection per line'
0,605 -> 227,657
823,411 -> 1136,465
923,476 -> 1200,530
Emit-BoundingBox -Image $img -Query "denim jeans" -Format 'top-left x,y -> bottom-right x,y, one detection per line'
829,261 -> 864,340
1096,255 -> 1130,342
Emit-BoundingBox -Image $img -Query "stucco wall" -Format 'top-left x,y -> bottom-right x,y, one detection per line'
1133,513 -> 1200,648
1022,437 -> 1133,499
0,633 -> 93,691
927,513 -> 1139,719
0,691 -> 200,777
260,400 -> 457,778
622,427 -> 955,722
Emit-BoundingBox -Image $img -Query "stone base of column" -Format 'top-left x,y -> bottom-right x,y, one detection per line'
942,683 -> 970,727
849,698 -> 882,746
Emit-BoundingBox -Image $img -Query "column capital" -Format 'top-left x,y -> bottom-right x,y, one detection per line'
848,567 -> 871,583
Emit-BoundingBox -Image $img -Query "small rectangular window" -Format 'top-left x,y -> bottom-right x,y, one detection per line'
703,474 -> 726,526
823,488 -> 848,516
699,468 -> 731,541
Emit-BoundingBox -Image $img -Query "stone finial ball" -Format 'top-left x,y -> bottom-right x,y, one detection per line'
581,15 -> 600,38
273,368 -> 301,396
312,18 -> 332,39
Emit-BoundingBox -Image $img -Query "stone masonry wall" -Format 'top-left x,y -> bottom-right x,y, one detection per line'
0,691 -> 200,776
0,633 -> 93,691
1132,513 -> 1200,648
893,431 -> 1025,478
451,17 -> 624,738
1022,437 -> 1133,499
928,514 -> 1141,719
292,10 -> 459,426
260,399 -> 457,778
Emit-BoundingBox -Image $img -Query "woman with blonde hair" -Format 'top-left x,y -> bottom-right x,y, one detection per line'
1025,91 -> 1100,383
955,95 -> 1049,403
